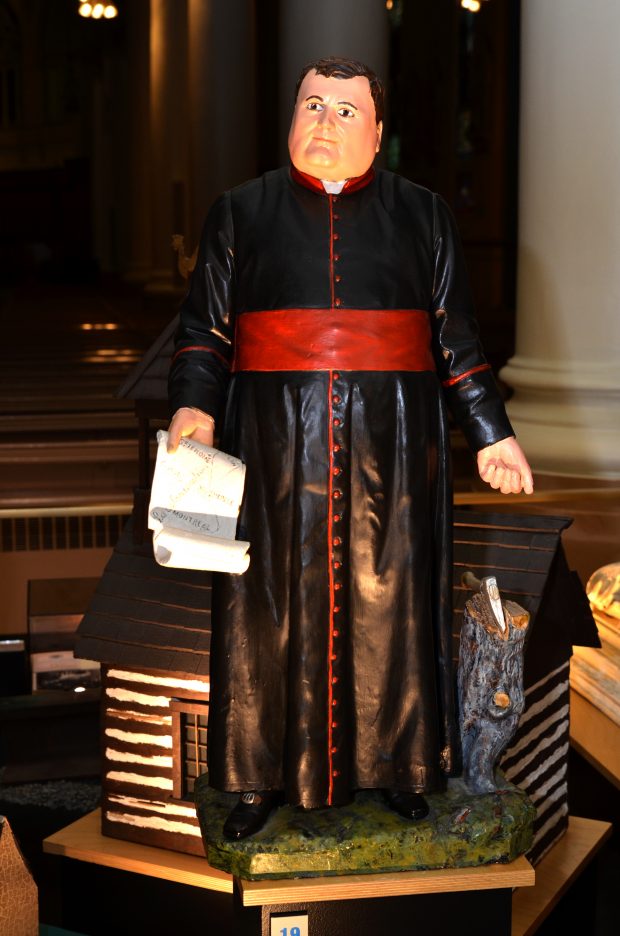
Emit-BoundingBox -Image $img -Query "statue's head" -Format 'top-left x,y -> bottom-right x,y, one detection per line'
288,56 -> 384,182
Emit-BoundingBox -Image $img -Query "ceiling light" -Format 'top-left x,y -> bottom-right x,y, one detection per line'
79,1 -> 118,18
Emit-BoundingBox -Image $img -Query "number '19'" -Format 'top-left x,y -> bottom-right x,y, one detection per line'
280,929 -> 301,936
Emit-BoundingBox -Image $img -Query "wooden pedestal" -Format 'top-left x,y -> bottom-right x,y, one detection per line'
234,858 -> 532,936
43,811 -> 610,936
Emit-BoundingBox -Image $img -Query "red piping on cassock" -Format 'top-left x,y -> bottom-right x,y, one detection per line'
327,369 -> 335,805
442,363 -> 491,387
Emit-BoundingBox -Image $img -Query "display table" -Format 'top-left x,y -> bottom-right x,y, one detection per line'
512,816 -> 611,936
43,810 -> 234,933
570,687 -> 620,789
43,811 -> 608,935
43,808 -> 232,894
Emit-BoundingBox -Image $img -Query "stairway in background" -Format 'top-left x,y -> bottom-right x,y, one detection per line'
0,279 -> 177,635
0,280 -> 174,509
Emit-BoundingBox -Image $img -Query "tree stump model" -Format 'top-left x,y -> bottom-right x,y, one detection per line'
458,575 -> 530,794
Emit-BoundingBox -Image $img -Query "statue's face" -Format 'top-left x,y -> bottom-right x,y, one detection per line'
288,70 -> 382,181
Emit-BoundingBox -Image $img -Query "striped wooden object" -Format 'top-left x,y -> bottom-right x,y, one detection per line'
500,661 -> 570,864
101,665 -> 209,856
454,510 -> 598,866
76,521 -> 213,854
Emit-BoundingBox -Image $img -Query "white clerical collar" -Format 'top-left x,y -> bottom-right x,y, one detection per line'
321,179 -> 347,194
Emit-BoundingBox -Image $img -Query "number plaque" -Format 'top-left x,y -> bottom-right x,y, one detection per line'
270,912 -> 309,936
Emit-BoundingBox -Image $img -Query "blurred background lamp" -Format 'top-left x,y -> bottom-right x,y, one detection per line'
79,1 -> 117,18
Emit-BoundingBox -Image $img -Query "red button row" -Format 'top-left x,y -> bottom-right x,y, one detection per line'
330,364 -> 344,791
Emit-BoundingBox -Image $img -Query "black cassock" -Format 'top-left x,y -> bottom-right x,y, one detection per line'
169,165 -> 513,809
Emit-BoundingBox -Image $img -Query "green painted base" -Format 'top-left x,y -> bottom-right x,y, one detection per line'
194,775 -> 535,881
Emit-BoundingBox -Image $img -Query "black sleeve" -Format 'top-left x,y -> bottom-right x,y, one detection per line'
430,193 -> 514,452
168,191 -> 235,425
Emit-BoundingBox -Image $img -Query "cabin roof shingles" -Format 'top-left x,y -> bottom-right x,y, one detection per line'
452,510 -> 599,686
116,315 -> 178,401
75,519 -> 211,676
452,510 -> 571,618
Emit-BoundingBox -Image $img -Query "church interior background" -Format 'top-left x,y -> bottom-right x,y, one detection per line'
0,1 -> 618,933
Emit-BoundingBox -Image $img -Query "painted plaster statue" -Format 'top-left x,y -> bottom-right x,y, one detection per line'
167,58 -> 533,841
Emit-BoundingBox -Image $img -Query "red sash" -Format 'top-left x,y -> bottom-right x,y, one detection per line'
232,308 -> 435,373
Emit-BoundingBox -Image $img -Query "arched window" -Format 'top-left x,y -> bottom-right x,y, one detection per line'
0,2 -> 20,129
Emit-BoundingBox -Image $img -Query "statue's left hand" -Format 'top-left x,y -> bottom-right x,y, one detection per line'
477,436 -> 534,495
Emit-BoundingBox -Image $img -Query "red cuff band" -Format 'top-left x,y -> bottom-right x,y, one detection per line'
442,363 -> 492,387
171,345 -> 230,368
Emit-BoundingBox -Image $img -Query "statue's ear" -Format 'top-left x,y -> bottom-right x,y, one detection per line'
376,121 -> 383,153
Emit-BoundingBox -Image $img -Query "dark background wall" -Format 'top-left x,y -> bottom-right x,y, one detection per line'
0,0 -> 521,365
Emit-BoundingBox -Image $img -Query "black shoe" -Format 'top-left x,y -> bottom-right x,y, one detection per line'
223,790 -> 282,841
384,789 -> 429,821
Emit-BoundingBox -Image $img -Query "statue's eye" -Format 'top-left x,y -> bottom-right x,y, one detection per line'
338,107 -> 355,118
306,101 -> 323,112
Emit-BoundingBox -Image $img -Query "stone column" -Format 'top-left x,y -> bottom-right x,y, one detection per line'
187,0 -> 257,247
124,0 -> 151,283
278,0 -> 390,160
148,0 -> 188,292
500,0 -> 620,479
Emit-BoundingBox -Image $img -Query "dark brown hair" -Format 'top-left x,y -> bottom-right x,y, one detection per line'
294,56 -> 384,124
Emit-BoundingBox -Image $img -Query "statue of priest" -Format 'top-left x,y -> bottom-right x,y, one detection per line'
168,57 -> 533,840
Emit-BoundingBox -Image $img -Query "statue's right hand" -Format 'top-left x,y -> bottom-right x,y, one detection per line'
167,407 -> 215,452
